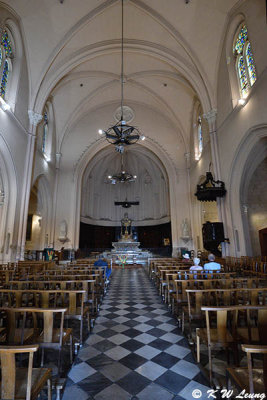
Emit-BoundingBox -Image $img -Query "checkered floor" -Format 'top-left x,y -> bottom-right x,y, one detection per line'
62,267 -> 211,400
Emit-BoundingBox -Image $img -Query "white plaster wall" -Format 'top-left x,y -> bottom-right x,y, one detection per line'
215,0 -> 267,256
81,146 -> 170,226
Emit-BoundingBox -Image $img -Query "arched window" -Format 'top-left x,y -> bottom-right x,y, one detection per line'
195,112 -> 203,161
42,112 -> 48,155
0,28 -> 13,99
233,24 -> 256,99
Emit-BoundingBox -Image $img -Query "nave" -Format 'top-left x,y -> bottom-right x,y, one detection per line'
63,267 -> 210,400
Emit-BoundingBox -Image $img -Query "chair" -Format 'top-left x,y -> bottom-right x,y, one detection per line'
0,308 -> 35,345
0,344 -> 52,400
196,305 -> 238,384
227,344 -> 267,394
234,305 -> 267,346
0,307 -> 73,375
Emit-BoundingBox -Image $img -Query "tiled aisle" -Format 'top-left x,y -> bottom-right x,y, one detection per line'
62,267 -> 210,400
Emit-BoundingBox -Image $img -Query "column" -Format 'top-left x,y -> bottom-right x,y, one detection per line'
51,152 -> 62,248
203,109 -> 229,256
17,110 -> 43,260
184,152 -> 194,249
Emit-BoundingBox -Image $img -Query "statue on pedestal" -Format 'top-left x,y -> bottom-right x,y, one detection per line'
121,213 -> 132,240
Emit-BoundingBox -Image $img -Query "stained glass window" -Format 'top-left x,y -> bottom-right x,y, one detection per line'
234,25 -> 248,55
0,60 -> 9,99
238,56 -> 249,98
246,42 -> 257,86
195,113 -> 203,161
233,24 -> 256,98
1,30 -> 13,58
198,115 -> 203,156
0,28 -> 13,100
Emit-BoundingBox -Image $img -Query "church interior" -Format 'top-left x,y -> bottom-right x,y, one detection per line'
0,0 -> 267,398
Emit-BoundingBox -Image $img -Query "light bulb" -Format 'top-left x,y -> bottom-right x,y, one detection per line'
140,135 -> 145,141
98,129 -> 104,135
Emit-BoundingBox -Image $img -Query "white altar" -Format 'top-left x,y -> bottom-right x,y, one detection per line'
110,239 -> 151,264
109,214 -> 152,264
112,239 -> 142,254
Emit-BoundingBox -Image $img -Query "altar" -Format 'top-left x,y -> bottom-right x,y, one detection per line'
112,239 -> 142,254
109,213 -> 152,264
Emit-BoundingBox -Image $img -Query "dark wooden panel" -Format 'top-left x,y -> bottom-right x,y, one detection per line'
79,222 -> 172,250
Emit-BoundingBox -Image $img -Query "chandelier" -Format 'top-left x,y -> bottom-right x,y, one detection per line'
107,152 -> 137,184
98,0 -> 145,153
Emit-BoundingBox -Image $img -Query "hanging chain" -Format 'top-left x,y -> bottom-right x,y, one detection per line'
120,0 -> 124,121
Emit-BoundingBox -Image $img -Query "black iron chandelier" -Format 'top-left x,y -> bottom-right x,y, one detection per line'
107,152 -> 137,184
98,0 -> 145,153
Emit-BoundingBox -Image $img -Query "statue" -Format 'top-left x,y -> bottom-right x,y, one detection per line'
58,220 -> 69,243
181,218 -> 191,241
121,213 -> 132,240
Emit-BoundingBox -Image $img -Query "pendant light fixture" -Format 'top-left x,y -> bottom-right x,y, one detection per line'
98,0 -> 145,153
107,152 -> 137,184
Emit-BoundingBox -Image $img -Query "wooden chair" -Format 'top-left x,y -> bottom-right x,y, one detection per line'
227,344 -> 267,394
0,308 -> 36,346
234,305 -> 267,346
0,344 -> 52,400
196,305 -> 239,384
0,307 -> 73,375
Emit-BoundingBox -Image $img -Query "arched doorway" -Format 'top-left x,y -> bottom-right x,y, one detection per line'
79,145 -> 171,254
229,128 -> 267,256
26,176 -> 52,253
245,157 -> 267,256
0,140 -> 17,262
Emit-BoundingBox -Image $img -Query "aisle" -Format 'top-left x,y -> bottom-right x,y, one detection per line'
63,267 -> 210,400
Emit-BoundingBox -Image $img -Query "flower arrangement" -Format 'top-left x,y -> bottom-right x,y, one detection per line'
117,255 -> 128,268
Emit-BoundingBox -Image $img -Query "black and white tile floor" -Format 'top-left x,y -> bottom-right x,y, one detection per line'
62,267 -> 211,400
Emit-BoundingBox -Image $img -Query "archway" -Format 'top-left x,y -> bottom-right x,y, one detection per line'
228,126 -> 267,256
245,157 -> 267,256
25,176 -> 52,253
0,137 -> 17,262
80,145 -> 171,254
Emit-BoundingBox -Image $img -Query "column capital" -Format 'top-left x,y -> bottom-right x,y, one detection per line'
184,152 -> 190,168
55,153 -> 62,169
28,110 -> 43,126
203,108 -> 217,132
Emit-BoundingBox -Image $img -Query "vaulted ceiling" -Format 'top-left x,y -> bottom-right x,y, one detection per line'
4,0 -> 241,171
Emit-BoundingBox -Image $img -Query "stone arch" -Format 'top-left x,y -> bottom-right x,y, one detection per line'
2,18 -> 24,111
0,136 -> 17,262
223,13 -> 246,108
31,0 -> 213,115
34,40 -> 212,118
26,174 -> 52,250
72,139 -> 181,256
228,125 -> 267,256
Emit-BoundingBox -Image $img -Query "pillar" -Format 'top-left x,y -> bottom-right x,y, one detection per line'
16,110 -> 43,260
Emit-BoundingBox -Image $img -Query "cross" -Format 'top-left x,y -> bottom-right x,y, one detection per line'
114,200 -> 139,208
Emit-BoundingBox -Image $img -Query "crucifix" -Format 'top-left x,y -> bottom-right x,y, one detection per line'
114,199 -> 139,208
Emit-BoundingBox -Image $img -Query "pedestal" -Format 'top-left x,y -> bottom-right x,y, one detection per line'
110,239 -> 152,265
